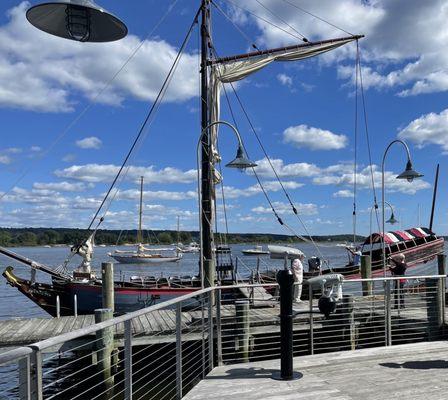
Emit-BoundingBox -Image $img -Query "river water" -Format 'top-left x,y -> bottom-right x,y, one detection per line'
0,242 -> 440,320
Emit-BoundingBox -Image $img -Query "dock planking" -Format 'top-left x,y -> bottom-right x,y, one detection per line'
184,341 -> 448,400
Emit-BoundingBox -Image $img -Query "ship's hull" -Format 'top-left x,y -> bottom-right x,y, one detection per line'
3,267 -> 199,317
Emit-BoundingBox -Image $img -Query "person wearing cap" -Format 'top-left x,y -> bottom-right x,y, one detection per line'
390,253 -> 407,309
292,254 -> 305,303
346,245 -> 362,267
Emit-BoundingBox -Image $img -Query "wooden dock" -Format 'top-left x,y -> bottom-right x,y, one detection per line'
184,341 -> 448,400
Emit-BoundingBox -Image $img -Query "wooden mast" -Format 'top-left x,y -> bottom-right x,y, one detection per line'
429,164 -> 439,232
200,0 -> 215,288
138,176 -> 144,244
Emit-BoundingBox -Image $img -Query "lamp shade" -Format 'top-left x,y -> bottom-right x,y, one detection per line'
26,1 -> 128,42
386,212 -> 398,225
225,145 -> 257,170
396,160 -> 424,182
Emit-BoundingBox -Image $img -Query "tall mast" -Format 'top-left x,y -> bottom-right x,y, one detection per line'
200,0 -> 215,288
429,163 -> 439,231
138,176 -> 144,244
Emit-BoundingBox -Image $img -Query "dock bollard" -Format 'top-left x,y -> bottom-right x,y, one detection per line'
273,268 -> 301,380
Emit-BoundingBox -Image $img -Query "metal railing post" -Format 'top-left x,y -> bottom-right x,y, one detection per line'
74,294 -> 78,317
207,291 -> 214,372
30,349 -> 43,400
309,283 -> 314,355
19,355 -> 31,400
384,280 -> 391,346
56,295 -> 60,319
216,288 -> 223,366
124,319 -> 132,400
176,302 -> 183,400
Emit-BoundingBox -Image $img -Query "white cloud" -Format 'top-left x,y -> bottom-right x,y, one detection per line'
234,1 -> 448,97
75,136 -> 102,150
0,2 -> 198,112
252,201 -> 318,216
283,124 -> 348,150
223,180 -> 303,199
252,157 -> 320,179
277,73 -> 293,87
54,163 -> 196,184
4,147 -> 22,154
33,181 -> 92,192
117,189 -> 197,201
30,146 -> 41,152
0,155 -> 11,164
398,108 -> 448,151
313,164 -> 430,195
333,189 -> 353,198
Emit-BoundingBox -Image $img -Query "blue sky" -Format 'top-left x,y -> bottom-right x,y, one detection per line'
0,0 -> 447,237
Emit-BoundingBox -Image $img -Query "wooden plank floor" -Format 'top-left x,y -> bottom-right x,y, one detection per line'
184,341 -> 448,400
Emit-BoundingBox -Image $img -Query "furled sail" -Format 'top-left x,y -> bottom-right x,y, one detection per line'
208,36 -> 362,179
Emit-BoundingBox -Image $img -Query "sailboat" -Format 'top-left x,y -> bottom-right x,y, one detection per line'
1,0 -> 362,316
108,177 -> 182,264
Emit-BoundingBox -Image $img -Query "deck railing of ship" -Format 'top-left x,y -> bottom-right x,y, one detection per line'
0,274 -> 446,400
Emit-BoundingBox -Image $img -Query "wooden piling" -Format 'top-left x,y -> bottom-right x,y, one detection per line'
360,255 -> 372,296
95,308 -> 114,399
101,262 -> 114,312
235,300 -> 250,362
425,278 -> 443,340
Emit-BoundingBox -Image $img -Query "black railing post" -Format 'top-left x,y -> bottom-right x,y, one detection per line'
273,268 -> 301,380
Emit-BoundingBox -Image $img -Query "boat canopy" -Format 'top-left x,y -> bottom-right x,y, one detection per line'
363,227 -> 435,245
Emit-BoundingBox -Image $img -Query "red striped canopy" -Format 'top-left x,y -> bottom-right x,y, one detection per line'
363,227 -> 434,245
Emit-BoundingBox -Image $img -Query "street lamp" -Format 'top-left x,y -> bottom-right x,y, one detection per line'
381,139 -> 423,276
26,0 -> 128,43
197,120 -> 256,287
369,201 -> 398,262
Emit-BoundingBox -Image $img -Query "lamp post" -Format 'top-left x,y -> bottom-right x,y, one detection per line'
369,201 -> 398,262
381,139 -> 423,276
196,120 -> 256,288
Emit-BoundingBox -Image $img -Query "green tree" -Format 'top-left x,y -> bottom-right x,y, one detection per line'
157,232 -> 173,244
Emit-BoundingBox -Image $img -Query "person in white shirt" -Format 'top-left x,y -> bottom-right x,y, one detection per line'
291,254 -> 304,302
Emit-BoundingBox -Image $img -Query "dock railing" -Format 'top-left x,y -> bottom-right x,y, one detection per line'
0,275 -> 446,400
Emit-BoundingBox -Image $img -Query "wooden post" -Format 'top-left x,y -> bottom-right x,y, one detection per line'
95,308 -> 114,399
336,295 -> 355,350
235,300 -> 250,362
360,255 -> 372,296
101,262 -> 114,312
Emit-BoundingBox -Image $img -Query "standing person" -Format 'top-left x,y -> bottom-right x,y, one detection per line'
346,245 -> 362,267
390,253 -> 407,309
292,254 -> 305,303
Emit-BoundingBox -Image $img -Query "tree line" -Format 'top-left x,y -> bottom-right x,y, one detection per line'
0,227 -> 365,247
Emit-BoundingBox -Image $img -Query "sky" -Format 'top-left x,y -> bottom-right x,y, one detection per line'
0,0 -> 447,237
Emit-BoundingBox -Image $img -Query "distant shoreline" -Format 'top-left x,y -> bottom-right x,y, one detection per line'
0,227 -> 366,247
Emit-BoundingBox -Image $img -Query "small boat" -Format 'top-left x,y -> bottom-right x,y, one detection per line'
109,244 -> 182,264
108,177 -> 182,264
242,245 -> 270,256
181,242 -> 200,253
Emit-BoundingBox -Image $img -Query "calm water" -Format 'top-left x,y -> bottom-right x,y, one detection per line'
0,242 -> 440,320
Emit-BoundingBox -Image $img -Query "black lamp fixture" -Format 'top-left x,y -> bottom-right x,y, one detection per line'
396,160 -> 424,183
26,0 -> 128,43
386,211 -> 398,225
225,145 -> 257,170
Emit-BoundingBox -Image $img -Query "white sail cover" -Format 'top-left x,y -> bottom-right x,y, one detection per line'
209,37 -> 357,178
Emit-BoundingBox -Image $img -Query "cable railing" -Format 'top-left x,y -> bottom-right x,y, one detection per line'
0,274 -> 446,399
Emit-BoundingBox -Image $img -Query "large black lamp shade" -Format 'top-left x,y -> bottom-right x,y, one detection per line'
26,1 -> 128,42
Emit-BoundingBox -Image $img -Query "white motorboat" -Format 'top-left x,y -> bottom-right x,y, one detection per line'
242,245 -> 269,256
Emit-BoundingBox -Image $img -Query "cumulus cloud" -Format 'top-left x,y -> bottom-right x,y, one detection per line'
0,2 -> 198,112
283,124 -> 348,150
277,73 -> 293,87
54,163 -> 196,184
252,201 -> 318,216
233,0 -> 448,97
333,189 -> 353,198
75,136 -> 102,149
398,108 -> 448,151
117,189 -> 196,201
223,181 -> 303,199
0,155 -> 11,164
313,164 -> 430,195
252,157 -> 320,179
33,181 -> 92,192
